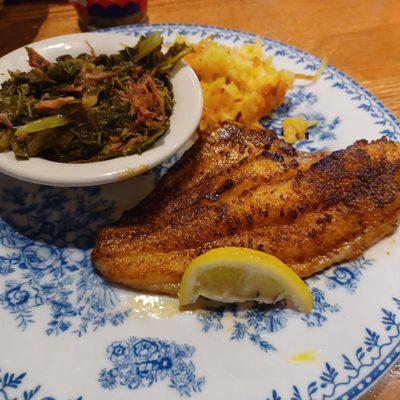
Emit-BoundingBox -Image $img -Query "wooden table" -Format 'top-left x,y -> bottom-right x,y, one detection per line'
0,1 -> 399,398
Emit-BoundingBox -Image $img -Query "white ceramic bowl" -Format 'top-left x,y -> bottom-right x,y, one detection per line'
0,32 -> 202,186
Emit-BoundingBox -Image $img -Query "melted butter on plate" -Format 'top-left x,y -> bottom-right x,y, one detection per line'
130,295 -> 181,319
129,295 -> 225,319
290,350 -> 318,363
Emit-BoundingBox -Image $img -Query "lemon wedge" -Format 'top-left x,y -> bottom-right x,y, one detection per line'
179,247 -> 313,313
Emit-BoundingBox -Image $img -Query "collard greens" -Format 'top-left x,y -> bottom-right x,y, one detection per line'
0,32 -> 191,162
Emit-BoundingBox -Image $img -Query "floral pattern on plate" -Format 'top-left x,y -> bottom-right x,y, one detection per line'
0,185 -> 129,336
0,368 -> 83,400
99,337 -> 205,397
0,23 -> 399,400
265,298 -> 400,400
196,256 -> 373,352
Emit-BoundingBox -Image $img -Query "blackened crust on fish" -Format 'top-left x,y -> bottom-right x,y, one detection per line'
295,139 -> 400,209
92,124 -> 400,296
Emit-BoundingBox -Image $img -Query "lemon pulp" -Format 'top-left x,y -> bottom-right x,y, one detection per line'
179,247 -> 313,313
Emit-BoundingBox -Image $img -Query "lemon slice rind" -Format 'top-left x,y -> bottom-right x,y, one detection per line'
179,247 -> 313,313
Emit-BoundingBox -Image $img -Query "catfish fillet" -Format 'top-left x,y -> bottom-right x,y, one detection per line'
92,123 -> 400,295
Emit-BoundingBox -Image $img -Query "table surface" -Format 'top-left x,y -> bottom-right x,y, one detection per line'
0,1 -> 399,398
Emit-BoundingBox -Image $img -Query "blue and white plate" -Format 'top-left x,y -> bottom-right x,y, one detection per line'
0,24 -> 399,400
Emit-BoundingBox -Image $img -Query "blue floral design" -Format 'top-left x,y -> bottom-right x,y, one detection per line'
196,305 -> 225,332
295,113 -> 340,152
309,256 -> 373,294
197,255 -> 373,350
0,184 -> 129,335
230,306 -> 283,353
0,253 -> 20,276
301,288 -> 340,328
0,368 -> 83,400
324,73 -> 400,140
325,257 -> 373,293
197,287 -> 340,352
261,87 -> 318,132
108,341 -> 130,363
152,154 -> 181,183
265,298 -> 400,400
99,336 -> 205,397
262,87 -> 341,152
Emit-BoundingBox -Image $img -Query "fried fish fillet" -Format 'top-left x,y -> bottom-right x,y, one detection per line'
92,123 -> 400,295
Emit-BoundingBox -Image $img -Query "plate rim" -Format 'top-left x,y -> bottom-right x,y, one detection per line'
1,22 -> 399,400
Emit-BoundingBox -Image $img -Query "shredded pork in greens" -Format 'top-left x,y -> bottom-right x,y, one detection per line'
0,32 -> 191,162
